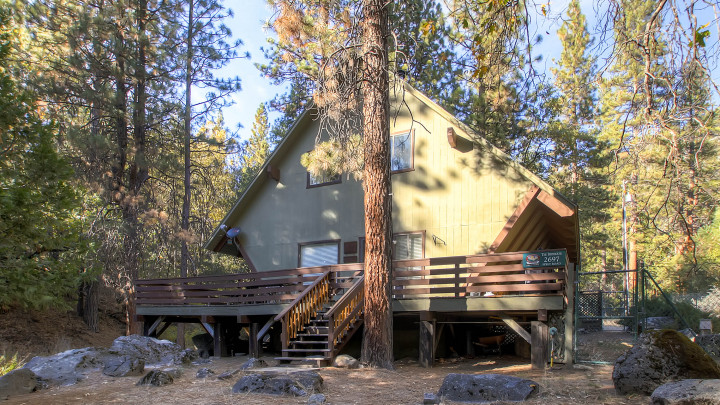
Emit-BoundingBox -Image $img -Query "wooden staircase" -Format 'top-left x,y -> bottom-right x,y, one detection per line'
273,267 -> 364,366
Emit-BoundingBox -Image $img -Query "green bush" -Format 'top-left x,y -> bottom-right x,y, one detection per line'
0,353 -> 24,377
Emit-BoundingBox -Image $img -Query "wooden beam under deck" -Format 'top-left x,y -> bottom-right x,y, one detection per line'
392,296 -> 564,313
136,304 -> 287,317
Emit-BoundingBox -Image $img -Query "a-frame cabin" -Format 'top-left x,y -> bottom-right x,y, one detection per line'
135,83 -> 579,368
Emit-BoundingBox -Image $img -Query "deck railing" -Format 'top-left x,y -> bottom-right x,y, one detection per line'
135,263 -> 363,306
135,250 -> 567,307
392,250 -> 568,299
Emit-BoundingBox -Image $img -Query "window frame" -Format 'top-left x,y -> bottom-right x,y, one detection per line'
390,129 -> 415,174
306,170 -> 341,188
297,239 -> 341,267
392,231 -> 425,260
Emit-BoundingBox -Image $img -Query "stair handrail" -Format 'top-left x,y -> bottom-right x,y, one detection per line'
275,269 -> 332,346
324,275 -> 364,346
324,274 -> 364,320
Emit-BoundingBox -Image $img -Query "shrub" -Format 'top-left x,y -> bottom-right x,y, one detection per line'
0,352 -> 24,377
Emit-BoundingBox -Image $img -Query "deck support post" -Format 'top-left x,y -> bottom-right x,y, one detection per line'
213,320 -> 223,358
531,321 -> 548,369
564,263 -> 575,364
249,322 -> 260,358
419,321 -> 434,368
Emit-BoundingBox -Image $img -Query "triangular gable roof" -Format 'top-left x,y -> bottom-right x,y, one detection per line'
205,82 -> 579,262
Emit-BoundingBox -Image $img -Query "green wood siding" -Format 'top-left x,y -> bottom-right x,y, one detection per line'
224,89 -> 535,271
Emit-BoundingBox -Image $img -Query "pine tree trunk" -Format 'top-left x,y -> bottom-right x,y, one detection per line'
77,279 -> 99,332
178,0 -> 195,349
360,0 -> 393,369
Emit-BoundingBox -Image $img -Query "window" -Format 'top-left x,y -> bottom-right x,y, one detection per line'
391,130 -> 414,172
298,241 -> 340,267
307,171 -> 341,188
393,232 -> 424,261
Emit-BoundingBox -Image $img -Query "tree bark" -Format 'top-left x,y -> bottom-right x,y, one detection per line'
360,0 -> 393,369
77,279 -> 99,332
178,0 -> 195,349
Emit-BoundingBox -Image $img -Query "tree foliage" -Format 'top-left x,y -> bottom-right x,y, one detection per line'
0,6 -> 92,310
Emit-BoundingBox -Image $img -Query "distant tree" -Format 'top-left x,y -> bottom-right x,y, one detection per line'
0,8 -> 92,310
234,104 -> 271,193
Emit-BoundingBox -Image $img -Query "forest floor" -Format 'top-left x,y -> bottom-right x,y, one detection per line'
0,290 -> 644,404
2,354 -> 642,405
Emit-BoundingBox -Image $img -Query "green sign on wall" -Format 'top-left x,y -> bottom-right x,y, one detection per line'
522,250 -> 566,268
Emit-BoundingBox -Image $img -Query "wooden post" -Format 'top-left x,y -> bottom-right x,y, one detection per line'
249,322 -> 259,358
213,320 -> 223,358
531,321 -> 548,370
564,263 -> 575,364
419,320 -> 434,368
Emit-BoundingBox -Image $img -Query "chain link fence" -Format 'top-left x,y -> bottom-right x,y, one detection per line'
575,266 -> 720,364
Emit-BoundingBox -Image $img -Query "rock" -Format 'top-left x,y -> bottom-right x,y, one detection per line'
196,368 -> 215,378
160,368 -> 183,378
108,335 -> 186,366
24,347 -> 103,386
436,373 -> 539,403
651,379 -> 720,405
423,392 -> 439,404
232,371 -> 323,397
192,333 -> 214,358
307,393 -> 326,404
180,349 -> 199,364
0,368 -> 42,399
613,330 -> 720,395
102,355 -> 145,377
240,357 -> 268,370
217,369 -> 240,380
332,354 -> 359,369
136,370 -> 175,387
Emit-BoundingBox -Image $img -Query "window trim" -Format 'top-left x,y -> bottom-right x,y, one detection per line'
390,129 -> 415,174
297,239 -> 341,267
306,171 -> 342,188
392,231 -> 426,260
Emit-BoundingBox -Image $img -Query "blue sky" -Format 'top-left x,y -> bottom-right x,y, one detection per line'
217,1 -> 718,142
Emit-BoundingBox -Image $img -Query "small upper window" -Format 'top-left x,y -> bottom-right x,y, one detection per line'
391,130 -> 414,172
307,171 -> 341,188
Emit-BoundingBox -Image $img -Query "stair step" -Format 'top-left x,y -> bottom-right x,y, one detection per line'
283,348 -> 333,353
297,333 -> 329,338
290,340 -> 329,345
274,356 -> 330,360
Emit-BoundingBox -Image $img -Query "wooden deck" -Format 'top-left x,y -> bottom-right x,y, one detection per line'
135,250 -> 568,316
135,249 -> 571,366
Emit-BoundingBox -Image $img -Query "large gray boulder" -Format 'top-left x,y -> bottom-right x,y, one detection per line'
24,347 -> 103,386
651,379 -> 720,405
108,335 -> 188,366
232,371 -> 323,397
613,330 -> 720,395
436,373 -> 539,402
0,368 -> 42,399
102,355 -> 145,377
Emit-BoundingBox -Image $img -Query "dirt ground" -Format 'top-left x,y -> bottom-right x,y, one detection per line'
0,287 -> 127,360
2,354 -> 642,405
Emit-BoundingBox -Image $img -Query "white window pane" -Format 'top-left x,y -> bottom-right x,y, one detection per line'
300,243 -> 339,267
391,132 -> 412,171
393,233 -> 422,260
